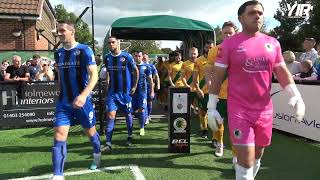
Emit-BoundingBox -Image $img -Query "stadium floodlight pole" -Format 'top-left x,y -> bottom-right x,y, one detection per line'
91,0 -> 95,53
75,7 -> 90,24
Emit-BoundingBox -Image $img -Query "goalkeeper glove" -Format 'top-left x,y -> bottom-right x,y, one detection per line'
284,84 -> 305,122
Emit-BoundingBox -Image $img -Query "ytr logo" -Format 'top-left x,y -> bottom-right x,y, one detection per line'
286,2 -> 313,19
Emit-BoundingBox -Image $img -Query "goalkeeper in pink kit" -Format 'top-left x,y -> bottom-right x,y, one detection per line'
207,1 -> 305,179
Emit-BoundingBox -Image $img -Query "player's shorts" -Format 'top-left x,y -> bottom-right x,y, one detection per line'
132,92 -> 147,111
105,93 -> 132,113
228,106 -> 273,147
197,93 -> 209,110
54,99 -> 96,128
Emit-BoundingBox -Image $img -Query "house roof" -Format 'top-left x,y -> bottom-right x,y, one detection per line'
0,0 -> 44,17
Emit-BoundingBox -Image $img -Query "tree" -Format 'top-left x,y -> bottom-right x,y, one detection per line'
161,48 -> 173,54
54,4 -> 93,47
213,26 -> 222,45
299,0 -> 320,44
272,0 -> 318,51
125,40 -> 162,54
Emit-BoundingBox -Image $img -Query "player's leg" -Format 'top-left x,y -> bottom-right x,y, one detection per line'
52,103 -> 71,178
104,111 -> 116,151
86,126 -> 101,170
228,110 -> 256,180
77,100 -> 101,170
252,113 -> 273,178
198,94 -> 208,138
213,99 -> 227,157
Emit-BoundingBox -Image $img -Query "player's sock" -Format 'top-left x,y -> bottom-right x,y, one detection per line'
138,111 -> 146,129
253,158 -> 261,178
105,118 -> 115,145
126,114 -> 133,137
214,123 -> 224,144
147,102 -> 152,117
235,164 -> 253,180
232,146 -> 237,157
52,140 -> 67,176
90,132 -> 101,154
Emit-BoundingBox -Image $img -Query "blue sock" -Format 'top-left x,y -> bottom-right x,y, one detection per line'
105,118 -> 115,145
52,140 -> 67,176
126,114 -> 133,137
138,112 -> 146,128
90,132 -> 101,154
147,102 -> 152,117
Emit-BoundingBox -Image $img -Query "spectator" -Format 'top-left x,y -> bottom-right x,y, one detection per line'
299,38 -> 318,64
283,50 -> 301,75
35,61 -> 54,81
95,55 -> 103,74
4,55 -> 30,82
2,59 -> 10,69
53,63 -> 59,81
293,60 -> 314,79
29,54 -> 41,81
0,59 -> 10,81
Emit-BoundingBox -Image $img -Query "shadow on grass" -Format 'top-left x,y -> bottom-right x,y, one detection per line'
0,150 -> 233,180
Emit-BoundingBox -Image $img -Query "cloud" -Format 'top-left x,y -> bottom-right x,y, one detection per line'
50,0 -> 281,48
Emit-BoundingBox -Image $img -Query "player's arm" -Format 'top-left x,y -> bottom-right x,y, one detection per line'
154,73 -> 160,90
147,75 -> 154,98
73,48 -> 98,108
181,66 -> 189,88
130,59 -> 139,95
73,64 -> 98,109
168,65 -> 175,87
273,41 -> 304,121
193,63 -> 203,98
274,64 -> 305,121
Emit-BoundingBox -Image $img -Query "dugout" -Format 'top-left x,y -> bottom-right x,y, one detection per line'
103,15 -> 216,58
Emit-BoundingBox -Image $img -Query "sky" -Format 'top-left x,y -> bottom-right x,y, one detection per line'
50,0 -> 281,49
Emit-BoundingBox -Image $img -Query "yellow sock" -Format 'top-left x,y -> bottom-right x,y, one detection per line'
232,146 -> 237,157
213,123 -> 224,144
203,113 -> 208,130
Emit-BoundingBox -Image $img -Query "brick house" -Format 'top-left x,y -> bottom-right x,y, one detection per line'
0,0 -> 57,50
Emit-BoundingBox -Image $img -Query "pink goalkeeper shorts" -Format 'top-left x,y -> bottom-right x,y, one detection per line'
228,107 -> 273,147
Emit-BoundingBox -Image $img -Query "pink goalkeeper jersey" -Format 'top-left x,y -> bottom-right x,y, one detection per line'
215,32 -> 284,113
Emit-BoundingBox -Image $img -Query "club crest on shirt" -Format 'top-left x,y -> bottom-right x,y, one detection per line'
74,49 -> 81,56
234,129 -> 242,139
121,57 -> 126,62
265,43 -> 274,52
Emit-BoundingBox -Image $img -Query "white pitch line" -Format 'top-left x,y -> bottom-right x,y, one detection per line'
129,165 -> 146,180
9,165 -> 145,180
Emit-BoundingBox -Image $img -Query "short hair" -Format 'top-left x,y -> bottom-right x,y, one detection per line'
108,36 -> 118,40
57,20 -> 75,29
205,40 -> 214,45
238,0 -> 264,16
2,59 -> 9,64
173,51 -> 181,57
301,60 -> 313,69
283,50 -> 295,63
12,55 -> 21,61
305,38 -> 316,44
222,21 -> 237,30
189,47 -> 198,52
32,54 -> 41,59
